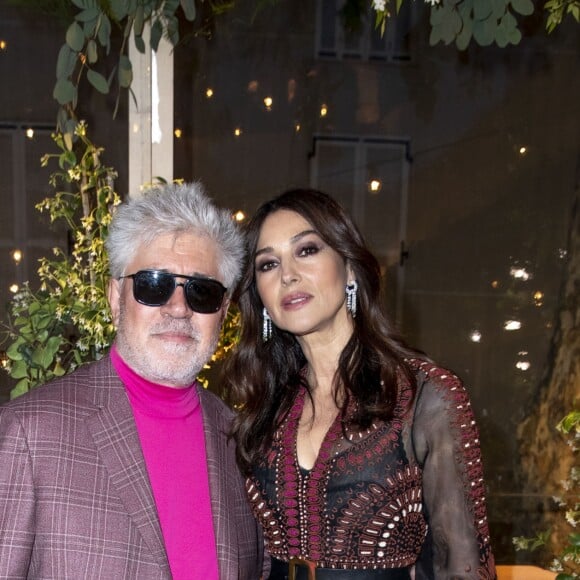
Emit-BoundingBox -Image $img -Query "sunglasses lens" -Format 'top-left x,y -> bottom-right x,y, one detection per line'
184,279 -> 226,314
133,271 -> 174,306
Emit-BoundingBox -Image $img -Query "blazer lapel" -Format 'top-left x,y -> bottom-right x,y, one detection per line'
85,357 -> 170,574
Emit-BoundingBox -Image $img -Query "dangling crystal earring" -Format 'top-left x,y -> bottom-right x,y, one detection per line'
262,307 -> 272,342
346,281 -> 358,318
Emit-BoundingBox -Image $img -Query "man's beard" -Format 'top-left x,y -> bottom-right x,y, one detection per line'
115,301 -> 219,387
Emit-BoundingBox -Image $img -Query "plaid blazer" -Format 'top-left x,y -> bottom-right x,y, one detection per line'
0,355 -> 264,579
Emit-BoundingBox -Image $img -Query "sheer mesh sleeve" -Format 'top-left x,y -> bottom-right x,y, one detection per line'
409,362 -> 496,579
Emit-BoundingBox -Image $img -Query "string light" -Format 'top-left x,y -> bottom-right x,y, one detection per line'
510,266 -> 532,281
469,330 -> 482,343
233,210 -> 246,222
504,320 -> 522,331
12,249 -> 22,264
263,96 -> 273,111
234,127 -> 242,137
295,123 -> 301,133
0,40 -> 7,51
9,284 -> 19,294
320,104 -> 328,117
519,146 -> 527,155
174,128 -> 182,138
368,180 -> 381,193
533,290 -> 544,306
205,88 -> 214,98
516,360 -> 531,371
25,128 -> 34,139
491,280 -> 499,289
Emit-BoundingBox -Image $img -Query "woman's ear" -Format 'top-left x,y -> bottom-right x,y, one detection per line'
346,262 -> 356,283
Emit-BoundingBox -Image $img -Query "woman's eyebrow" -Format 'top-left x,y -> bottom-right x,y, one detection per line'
255,229 -> 318,258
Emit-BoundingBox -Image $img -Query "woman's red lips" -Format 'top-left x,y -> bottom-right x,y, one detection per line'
281,292 -> 312,309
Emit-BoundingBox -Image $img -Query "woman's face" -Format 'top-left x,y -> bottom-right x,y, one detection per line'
254,209 -> 354,342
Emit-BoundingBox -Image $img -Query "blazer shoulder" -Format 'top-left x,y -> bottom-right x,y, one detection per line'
1,355 -> 118,414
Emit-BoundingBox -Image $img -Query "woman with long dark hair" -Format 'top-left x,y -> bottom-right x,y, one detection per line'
225,189 -> 496,579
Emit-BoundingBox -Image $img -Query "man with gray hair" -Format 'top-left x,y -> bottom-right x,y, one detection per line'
0,183 -> 265,579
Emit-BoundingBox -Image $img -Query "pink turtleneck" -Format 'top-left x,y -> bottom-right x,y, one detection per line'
111,346 -> 219,580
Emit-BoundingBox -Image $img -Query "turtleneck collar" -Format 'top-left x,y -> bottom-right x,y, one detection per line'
111,344 -> 199,419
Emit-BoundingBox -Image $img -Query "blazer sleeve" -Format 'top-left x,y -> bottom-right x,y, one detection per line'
411,367 -> 496,580
0,406 -> 36,576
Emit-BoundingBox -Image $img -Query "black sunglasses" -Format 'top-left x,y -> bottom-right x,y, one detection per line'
120,270 -> 227,314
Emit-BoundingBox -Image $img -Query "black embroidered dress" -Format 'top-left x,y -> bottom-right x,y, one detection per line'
246,360 -> 496,579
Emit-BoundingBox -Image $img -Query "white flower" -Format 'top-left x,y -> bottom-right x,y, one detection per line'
425,0 -> 441,5
373,0 -> 386,11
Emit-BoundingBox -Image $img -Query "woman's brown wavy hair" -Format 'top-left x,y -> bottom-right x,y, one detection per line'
224,188 -> 423,475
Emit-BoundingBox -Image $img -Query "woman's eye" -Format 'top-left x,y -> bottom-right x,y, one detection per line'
256,260 -> 277,273
298,244 -> 319,257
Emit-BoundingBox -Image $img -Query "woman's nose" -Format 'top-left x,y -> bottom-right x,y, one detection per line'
280,262 -> 299,286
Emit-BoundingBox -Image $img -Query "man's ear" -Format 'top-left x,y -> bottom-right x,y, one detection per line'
107,278 -> 122,327
219,298 -> 231,326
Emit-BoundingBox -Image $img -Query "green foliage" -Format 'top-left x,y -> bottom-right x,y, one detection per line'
53,0 -> 201,142
1,122 -> 120,399
545,0 -> 580,33
370,0 -> 579,50
514,410 -> 580,579
1,121 -> 245,398
429,0 -> 533,49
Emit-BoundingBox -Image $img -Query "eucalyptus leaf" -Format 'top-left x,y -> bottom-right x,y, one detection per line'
473,17 -> 495,45
180,0 -> 196,21
83,16 -> 98,39
440,9 -> 462,44
429,22 -> 444,45
430,2 -> 450,26
75,7 -> 100,22
165,15 -> 179,46
56,44 -> 77,80
150,18 -> 163,51
109,1 -> 129,21
134,5 -> 145,37
456,19 -> 473,49
511,0 -> 534,16
495,24 -> 510,47
53,78 -> 77,105
71,0 -> 96,9
87,39 -> 98,64
87,69 -> 110,94
492,0 -> 508,18
474,0 -> 493,21
508,24 -> 522,44
458,0 -> 474,20
97,14 -> 111,54
118,55 -> 133,88
134,34 -> 146,54
66,21 -> 85,52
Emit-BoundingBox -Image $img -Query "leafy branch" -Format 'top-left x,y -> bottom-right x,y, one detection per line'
1,122 -> 121,398
53,0 -> 202,146
514,410 -> 580,580
371,0 -> 579,50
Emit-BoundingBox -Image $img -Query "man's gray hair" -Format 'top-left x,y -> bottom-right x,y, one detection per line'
106,182 -> 244,293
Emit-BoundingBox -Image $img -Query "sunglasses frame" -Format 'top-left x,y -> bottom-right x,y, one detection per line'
120,269 -> 227,314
